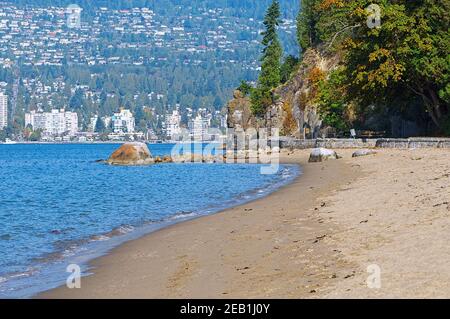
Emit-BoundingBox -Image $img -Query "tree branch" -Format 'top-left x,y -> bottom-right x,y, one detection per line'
327,24 -> 361,49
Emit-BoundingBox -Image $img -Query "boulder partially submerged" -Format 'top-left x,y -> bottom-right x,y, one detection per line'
154,155 -> 173,163
107,142 -> 154,166
309,148 -> 339,163
352,149 -> 377,158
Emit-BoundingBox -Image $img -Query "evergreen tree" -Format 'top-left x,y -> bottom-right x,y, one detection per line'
251,0 -> 283,115
237,80 -> 252,96
94,117 -> 105,133
69,89 -> 84,110
280,55 -> 299,83
296,0 -> 318,52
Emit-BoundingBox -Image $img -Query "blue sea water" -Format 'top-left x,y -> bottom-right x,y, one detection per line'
0,143 -> 299,298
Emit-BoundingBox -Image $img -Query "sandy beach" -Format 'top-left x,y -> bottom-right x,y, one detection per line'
39,148 -> 450,299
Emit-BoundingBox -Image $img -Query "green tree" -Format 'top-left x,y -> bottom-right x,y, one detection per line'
69,88 -> 84,110
237,80 -> 253,96
296,0 -> 319,52
29,129 -> 42,142
317,67 -> 349,132
341,0 -> 450,130
251,0 -> 283,115
94,117 -> 106,133
280,55 -> 299,83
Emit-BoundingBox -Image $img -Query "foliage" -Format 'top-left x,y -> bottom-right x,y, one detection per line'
94,117 -> 106,133
317,67 -> 349,131
295,0 -> 450,134
237,80 -> 253,96
251,0 -> 283,116
340,0 -> 449,130
29,129 -> 43,141
296,0 -> 319,51
280,55 -> 299,83
250,87 -> 272,116
281,101 -> 297,135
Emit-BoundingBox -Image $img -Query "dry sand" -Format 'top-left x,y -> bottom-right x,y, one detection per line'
38,148 -> 450,299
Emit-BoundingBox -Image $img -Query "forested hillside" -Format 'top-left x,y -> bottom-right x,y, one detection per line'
0,0 -> 299,137
13,0 -> 299,19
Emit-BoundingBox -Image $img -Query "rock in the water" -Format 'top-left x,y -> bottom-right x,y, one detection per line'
171,153 -> 223,163
352,149 -> 377,158
107,142 -> 154,166
171,153 -> 201,163
162,155 -> 173,163
309,148 -> 339,163
154,156 -> 163,163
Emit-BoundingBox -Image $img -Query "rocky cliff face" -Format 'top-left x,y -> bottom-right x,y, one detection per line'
226,90 -> 259,131
227,47 -> 341,137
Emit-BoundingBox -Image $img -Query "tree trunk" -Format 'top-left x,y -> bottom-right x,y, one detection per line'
412,85 -> 442,129
424,101 -> 441,129
428,88 -> 443,119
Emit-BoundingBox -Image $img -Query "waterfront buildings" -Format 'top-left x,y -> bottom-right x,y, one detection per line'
0,93 -> 7,129
112,109 -> 135,134
164,110 -> 182,140
189,114 -> 210,141
25,109 -> 79,137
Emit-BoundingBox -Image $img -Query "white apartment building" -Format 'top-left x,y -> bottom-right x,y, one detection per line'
112,109 -> 135,133
165,110 -> 182,139
25,109 -> 79,136
0,92 -> 7,129
189,114 -> 210,141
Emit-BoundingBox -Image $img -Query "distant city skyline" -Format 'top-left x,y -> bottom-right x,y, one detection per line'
0,1 -> 299,142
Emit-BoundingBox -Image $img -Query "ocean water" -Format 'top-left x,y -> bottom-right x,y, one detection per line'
0,143 -> 299,298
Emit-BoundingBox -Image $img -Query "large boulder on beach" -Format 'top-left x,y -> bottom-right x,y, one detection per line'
352,149 -> 377,158
309,148 -> 339,163
107,142 -> 154,166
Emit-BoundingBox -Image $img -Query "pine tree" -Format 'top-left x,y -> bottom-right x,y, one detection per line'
251,0 -> 283,116
296,0 -> 318,52
94,117 -> 105,133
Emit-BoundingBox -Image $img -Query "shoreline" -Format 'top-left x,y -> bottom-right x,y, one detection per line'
38,150 -> 360,298
0,162 -> 299,298
37,148 -> 450,298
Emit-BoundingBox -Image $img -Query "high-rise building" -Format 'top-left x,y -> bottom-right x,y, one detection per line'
189,114 -> 210,141
0,93 -> 7,129
165,110 -> 182,139
112,109 -> 135,133
25,109 -> 79,136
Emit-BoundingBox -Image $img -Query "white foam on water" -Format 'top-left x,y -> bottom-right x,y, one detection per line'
170,212 -> 197,220
117,225 -> 135,234
90,235 -> 110,242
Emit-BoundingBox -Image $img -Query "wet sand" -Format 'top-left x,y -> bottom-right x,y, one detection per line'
39,148 -> 450,298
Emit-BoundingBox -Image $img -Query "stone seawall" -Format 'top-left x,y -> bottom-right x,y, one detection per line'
279,137 -> 450,149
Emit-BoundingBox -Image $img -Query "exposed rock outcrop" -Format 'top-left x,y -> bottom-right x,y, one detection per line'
226,90 -> 260,131
308,148 -> 339,163
107,142 -> 154,166
269,48 -> 341,138
226,47 -> 341,138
